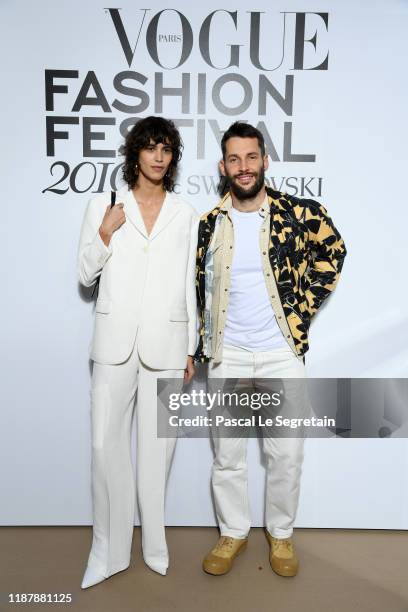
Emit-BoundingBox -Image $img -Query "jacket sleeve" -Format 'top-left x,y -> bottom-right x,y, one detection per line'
77,196 -> 112,287
186,214 -> 200,356
303,200 -> 347,317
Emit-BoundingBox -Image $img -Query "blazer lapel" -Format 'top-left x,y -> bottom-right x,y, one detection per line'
149,192 -> 181,240
122,188 -> 149,239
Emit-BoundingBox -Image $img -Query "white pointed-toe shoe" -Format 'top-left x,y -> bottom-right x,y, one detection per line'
144,560 -> 167,576
81,566 -> 106,589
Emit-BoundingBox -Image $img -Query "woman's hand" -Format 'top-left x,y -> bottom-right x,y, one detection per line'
184,355 -> 196,385
99,203 -> 126,246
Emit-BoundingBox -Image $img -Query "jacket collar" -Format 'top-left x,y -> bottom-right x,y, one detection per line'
121,186 -> 180,240
265,186 -> 288,214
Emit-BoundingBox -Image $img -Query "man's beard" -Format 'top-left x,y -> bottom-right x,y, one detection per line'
227,167 -> 265,200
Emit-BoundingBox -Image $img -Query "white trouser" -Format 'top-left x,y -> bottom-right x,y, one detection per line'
85,339 -> 184,577
208,344 -> 307,540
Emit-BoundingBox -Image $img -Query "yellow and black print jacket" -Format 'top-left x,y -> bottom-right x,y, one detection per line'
195,187 -> 347,362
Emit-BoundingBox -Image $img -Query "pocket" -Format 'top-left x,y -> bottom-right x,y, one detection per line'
95,298 -> 112,314
169,309 -> 189,322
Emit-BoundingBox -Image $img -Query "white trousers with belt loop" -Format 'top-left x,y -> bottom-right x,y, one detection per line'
85,338 -> 184,577
208,344 -> 307,540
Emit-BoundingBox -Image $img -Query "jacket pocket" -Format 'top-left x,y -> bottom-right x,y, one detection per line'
169,309 -> 189,322
95,298 -> 112,314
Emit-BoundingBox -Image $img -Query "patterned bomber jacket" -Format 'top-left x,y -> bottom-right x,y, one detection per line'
194,186 -> 347,362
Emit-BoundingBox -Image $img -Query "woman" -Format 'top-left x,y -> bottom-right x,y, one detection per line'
78,116 -> 198,588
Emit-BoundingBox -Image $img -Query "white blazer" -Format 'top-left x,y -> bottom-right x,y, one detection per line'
78,184 -> 199,368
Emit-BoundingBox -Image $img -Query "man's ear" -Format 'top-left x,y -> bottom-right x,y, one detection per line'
263,154 -> 269,172
219,158 -> 226,176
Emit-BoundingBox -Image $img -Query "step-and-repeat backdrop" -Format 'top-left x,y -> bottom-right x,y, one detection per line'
1,0 -> 407,527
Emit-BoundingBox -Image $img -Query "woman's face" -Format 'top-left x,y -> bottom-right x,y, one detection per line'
137,139 -> 173,184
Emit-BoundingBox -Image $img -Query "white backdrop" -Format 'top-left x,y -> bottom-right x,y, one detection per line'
1,0 -> 408,528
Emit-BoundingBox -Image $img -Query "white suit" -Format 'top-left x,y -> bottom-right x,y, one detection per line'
78,184 -> 198,577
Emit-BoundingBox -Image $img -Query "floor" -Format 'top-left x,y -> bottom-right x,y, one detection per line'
1,527 -> 407,612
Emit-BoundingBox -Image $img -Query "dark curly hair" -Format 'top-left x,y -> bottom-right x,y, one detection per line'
120,116 -> 183,192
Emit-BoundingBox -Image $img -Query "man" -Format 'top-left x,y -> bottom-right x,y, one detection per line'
78,116 -> 198,588
195,122 -> 346,577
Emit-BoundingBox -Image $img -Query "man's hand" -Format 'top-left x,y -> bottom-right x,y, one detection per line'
184,355 -> 196,385
99,202 -> 126,246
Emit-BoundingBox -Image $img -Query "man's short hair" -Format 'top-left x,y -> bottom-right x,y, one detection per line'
221,122 -> 266,159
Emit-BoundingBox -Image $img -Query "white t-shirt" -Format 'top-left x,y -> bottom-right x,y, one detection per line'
223,207 -> 288,351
